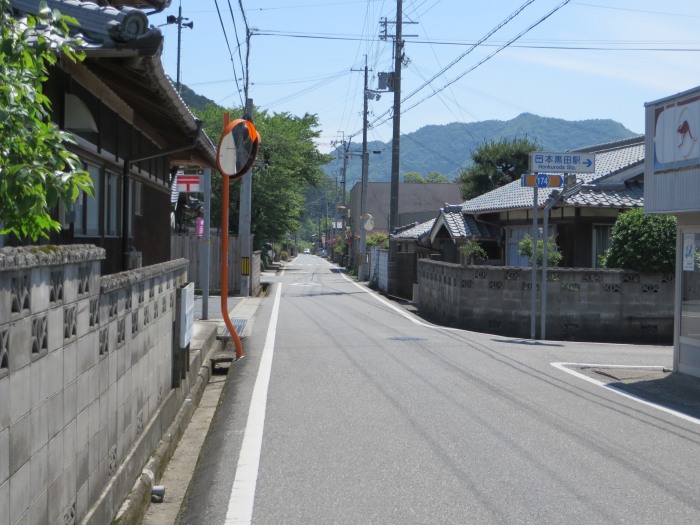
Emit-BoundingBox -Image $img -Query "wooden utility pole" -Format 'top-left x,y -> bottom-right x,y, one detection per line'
387,0 -> 403,295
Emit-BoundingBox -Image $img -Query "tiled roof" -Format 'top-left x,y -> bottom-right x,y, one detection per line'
11,0 -> 217,168
462,136 -> 645,214
392,219 -> 435,240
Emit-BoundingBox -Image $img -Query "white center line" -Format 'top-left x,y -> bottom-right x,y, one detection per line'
225,283 -> 282,524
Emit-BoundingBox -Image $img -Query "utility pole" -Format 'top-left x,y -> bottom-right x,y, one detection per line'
165,4 -> 193,95
239,98 -> 253,296
387,0 -> 403,295
359,56 -> 370,281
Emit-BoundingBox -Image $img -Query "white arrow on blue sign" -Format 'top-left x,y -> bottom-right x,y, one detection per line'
529,151 -> 595,174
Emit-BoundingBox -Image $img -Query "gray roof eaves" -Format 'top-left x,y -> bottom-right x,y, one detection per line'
462,140 -> 645,214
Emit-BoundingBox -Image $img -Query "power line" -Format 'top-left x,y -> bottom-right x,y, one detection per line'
251,30 -> 700,50
226,0 -> 247,99
367,0 -> 575,132
212,0 -> 245,107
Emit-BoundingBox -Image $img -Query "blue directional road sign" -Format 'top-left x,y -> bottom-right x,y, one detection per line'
521,174 -> 564,188
529,151 -> 595,174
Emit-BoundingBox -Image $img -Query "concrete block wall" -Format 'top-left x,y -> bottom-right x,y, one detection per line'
0,245 -> 189,525
417,260 -> 674,344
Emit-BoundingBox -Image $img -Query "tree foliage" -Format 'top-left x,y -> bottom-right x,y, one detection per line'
402,171 -> 450,183
599,208 -> 676,272
403,171 -> 424,183
0,1 -> 92,240
458,137 -> 539,200
458,238 -> 487,265
426,171 -> 450,183
195,104 -> 332,249
366,232 -> 388,249
518,234 -> 562,267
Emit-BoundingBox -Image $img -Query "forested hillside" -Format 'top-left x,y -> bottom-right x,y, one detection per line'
325,112 -> 638,184
177,84 -> 637,187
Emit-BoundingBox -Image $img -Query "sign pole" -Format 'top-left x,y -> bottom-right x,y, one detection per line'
541,190 -> 550,340
530,183 -> 538,340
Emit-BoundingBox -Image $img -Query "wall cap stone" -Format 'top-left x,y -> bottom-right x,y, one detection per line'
0,244 -> 105,270
100,258 -> 189,293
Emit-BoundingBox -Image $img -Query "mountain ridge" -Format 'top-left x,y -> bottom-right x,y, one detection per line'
174,85 -> 638,185
327,112 -> 639,184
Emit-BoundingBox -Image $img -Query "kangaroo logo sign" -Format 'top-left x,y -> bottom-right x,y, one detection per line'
653,95 -> 700,170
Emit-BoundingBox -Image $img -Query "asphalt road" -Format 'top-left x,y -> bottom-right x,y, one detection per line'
179,254 -> 700,524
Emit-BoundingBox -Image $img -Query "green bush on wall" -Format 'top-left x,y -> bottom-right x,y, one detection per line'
599,208 -> 676,273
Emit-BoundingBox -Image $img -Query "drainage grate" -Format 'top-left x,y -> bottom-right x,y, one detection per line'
217,318 -> 248,341
388,336 -> 426,342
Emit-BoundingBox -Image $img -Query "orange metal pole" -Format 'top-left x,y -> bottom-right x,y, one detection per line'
221,114 -> 244,359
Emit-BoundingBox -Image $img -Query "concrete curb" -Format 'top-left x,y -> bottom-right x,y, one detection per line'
112,325 -> 222,524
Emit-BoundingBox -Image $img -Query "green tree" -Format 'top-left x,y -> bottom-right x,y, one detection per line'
0,1 -> 92,240
403,171 -> 424,183
195,104 -> 332,249
458,137 -> 539,200
425,171 -> 450,183
366,232 -> 388,249
458,238 -> 487,265
518,234 -> 562,267
599,208 -> 676,272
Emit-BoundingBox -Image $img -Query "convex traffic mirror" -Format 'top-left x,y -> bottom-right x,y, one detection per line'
216,119 -> 260,180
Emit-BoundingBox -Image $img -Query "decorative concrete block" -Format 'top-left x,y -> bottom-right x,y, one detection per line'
29,267 -> 50,315
63,264 -> 78,305
99,391 -> 108,432
76,408 -> 89,452
88,400 -> 100,443
9,415 -> 31,477
47,432 -> 62,488
47,470 -> 65,525
63,341 -> 77,387
76,445 -> 88,501
98,357 -> 109,399
0,480 -> 7,525
88,434 -> 99,480
0,376 -> 9,430
28,487 -> 47,525
30,401 -> 48,457
76,330 -> 98,376
0,276 -> 11,329
62,458 -> 76,514
29,356 -> 47,411
0,428 -> 7,486
9,316 -> 32,373
9,365 -> 30,426
76,371 -> 89,416
108,414 -> 117,455
63,380 -> 77,430
107,351 -> 117,390
46,348 -> 63,402
29,444 -> 48,500
46,391 -> 63,442
47,306 -> 64,354
76,298 -> 91,340
9,461 -> 30,525
76,480 -> 88,525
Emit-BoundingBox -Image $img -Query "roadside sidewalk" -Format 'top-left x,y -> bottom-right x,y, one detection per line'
115,294 -> 261,525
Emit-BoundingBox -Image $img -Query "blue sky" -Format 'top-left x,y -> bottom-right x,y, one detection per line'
151,1 -> 700,153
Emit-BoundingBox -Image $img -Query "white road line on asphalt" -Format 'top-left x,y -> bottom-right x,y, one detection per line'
551,362 -> 700,426
225,282 -> 283,524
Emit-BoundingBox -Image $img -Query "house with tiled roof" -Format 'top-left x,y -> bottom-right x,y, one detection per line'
459,135 -> 645,267
5,0 -> 216,274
